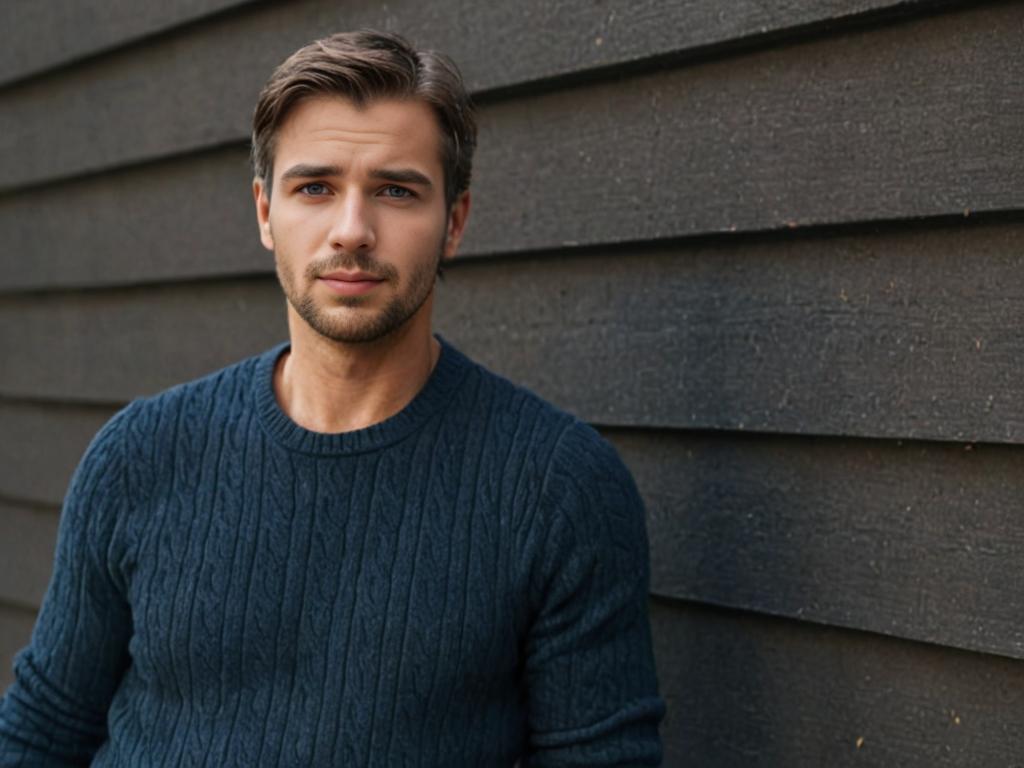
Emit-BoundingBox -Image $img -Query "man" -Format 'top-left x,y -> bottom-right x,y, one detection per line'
0,30 -> 664,766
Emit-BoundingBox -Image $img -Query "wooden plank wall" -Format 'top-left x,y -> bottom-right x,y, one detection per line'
2,1 -> 1022,764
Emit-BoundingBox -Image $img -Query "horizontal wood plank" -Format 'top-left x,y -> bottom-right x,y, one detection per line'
0,402 -> 116,506
0,1 -> 977,191
0,604 -> 35,693
439,222 -> 1024,444
0,278 -> 287,407
465,1 -> 1024,258
0,501 -> 58,611
2,0 -> 911,92
651,597 -> 1024,766
614,430 -> 1024,660
0,148 -> 261,293
2,2 -> 1021,292
0,0 -> 256,87
2,219 -> 1023,444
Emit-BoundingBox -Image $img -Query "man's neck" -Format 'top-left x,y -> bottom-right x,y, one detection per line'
273,311 -> 440,435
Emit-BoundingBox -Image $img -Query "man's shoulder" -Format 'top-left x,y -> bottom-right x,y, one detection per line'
129,343 -> 279,419
451,343 -> 619,469
454,344 -> 574,430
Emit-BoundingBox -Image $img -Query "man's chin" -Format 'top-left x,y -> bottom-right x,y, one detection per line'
297,305 -> 409,346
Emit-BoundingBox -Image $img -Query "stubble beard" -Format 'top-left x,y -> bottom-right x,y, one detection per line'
276,244 -> 443,344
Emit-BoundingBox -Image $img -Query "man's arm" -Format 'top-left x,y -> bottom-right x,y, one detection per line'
521,420 -> 665,767
0,406 -> 136,767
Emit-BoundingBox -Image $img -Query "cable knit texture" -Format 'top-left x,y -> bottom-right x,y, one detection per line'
0,338 -> 664,767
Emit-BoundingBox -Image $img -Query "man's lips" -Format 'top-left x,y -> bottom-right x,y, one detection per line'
317,271 -> 385,296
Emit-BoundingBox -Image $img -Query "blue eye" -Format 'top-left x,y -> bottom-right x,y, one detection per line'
300,182 -> 329,196
382,185 -> 413,199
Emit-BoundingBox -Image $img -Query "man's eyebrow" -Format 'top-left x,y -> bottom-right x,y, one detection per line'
370,168 -> 433,188
278,164 -> 434,189
279,163 -> 342,181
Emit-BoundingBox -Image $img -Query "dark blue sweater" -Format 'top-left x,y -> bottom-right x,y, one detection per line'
0,339 -> 664,766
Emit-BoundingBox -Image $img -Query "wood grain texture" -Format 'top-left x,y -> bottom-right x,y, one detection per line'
0,401 -> 116,506
0,0 -> 915,92
0,148 -> 261,293
467,1 -> 1024,258
0,279 -> 287,406
651,597 -> 1024,767
0,0 -> 967,191
2,219 -> 1022,445
0,0 -> 257,87
0,604 -> 35,694
2,2 -> 1020,292
439,221 -> 1024,444
0,501 -> 58,611
612,429 -> 1024,661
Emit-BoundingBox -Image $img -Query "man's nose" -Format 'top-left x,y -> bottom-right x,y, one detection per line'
327,192 -> 376,253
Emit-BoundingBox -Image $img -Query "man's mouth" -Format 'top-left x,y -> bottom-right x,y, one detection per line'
318,270 -> 385,296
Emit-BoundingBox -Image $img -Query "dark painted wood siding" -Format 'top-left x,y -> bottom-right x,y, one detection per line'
2,1 -> 1020,764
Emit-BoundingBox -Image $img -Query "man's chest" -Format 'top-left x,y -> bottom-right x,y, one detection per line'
121,452 -> 527,722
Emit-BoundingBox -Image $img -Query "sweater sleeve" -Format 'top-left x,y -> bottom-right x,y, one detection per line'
0,406 -> 136,767
521,421 -> 665,767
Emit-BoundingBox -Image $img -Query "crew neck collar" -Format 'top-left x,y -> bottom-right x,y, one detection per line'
254,335 -> 470,456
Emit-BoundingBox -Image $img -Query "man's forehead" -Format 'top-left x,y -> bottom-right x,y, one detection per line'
274,96 -> 443,172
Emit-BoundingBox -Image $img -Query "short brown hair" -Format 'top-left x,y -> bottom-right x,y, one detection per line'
251,30 -> 477,207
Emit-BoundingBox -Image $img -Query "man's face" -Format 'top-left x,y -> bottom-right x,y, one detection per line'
253,96 -> 470,344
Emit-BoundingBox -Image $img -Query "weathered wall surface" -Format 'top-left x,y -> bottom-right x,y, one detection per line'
2,1 -> 1022,763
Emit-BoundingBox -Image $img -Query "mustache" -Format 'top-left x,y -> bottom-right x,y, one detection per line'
305,251 -> 398,282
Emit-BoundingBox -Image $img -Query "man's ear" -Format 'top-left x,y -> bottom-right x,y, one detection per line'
442,191 -> 471,261
253,177 -> 275,251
